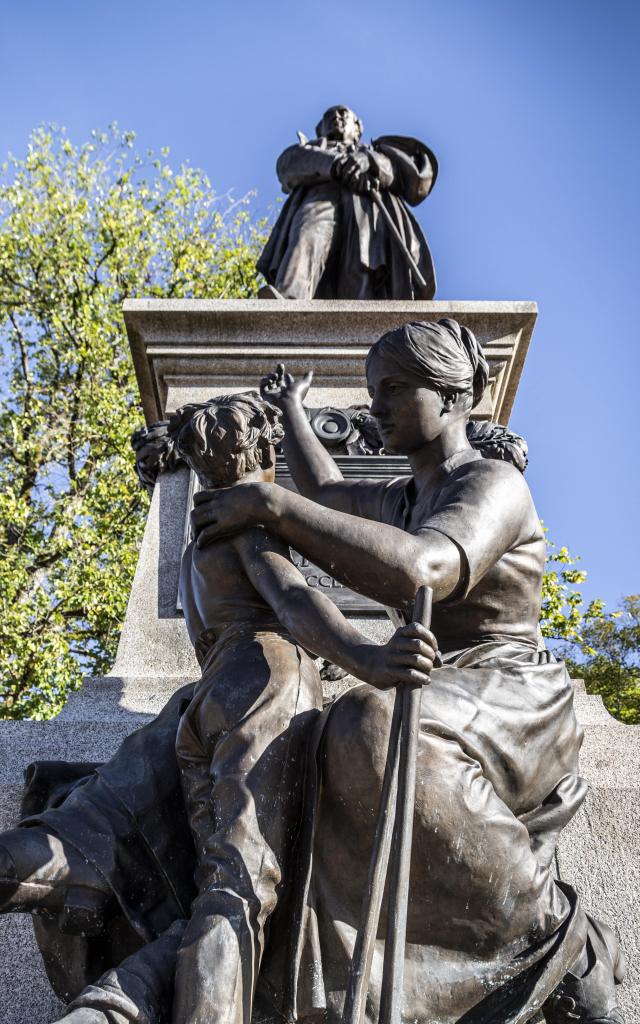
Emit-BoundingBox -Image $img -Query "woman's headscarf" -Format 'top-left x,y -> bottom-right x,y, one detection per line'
366,319 -> 489,408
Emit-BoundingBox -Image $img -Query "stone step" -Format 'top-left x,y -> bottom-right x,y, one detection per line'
0,783 -> 24,832
573,693 -> 622,725
577,725 -> 640,789
0,916 -> 63,1024
57,674 -> 194,721
0,720 -> 137,786
1,716 -> 635,806
2,690 -> 633,787
20,672 -> 602,721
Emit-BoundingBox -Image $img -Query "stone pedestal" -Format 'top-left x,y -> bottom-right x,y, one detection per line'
1,300 -> 637,1022
125,298 -> 536,424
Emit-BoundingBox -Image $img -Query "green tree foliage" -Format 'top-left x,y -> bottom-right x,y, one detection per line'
564,596 -> 640,725
0,125 -> 268,719
540,537 -> 639,723
539,535 -> 602,645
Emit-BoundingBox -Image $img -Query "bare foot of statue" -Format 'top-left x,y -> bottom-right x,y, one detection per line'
543,918 -> 626,1023
0,826 -> 112,936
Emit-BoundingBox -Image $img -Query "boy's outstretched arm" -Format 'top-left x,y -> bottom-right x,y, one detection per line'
233,529 -> 436,690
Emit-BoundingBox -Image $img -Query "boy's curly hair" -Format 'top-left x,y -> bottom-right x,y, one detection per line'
167,392 -> 284,487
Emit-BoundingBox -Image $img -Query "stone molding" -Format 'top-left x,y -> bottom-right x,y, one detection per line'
123,299 -> 537,426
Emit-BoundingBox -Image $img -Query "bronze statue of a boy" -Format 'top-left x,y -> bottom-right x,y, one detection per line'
20,391 -> 435,1024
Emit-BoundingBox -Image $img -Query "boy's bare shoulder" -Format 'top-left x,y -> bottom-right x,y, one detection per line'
187,529 -> 290,576
231,526 -> 292,560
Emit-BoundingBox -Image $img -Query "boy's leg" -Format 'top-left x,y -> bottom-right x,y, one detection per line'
53,920 -> 186,1024
13,682 -> 197,943
173,635 -> 321,1024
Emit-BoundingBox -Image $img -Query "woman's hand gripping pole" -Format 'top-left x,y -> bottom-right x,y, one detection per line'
342,586 -> 433,1024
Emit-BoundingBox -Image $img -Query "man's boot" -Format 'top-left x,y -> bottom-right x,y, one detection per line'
257,283 -> 285,299
0,825 -> 112,935
543,917 -> 626,1023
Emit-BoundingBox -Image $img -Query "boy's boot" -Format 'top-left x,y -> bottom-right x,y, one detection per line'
0,825 -> 112,935
52,919 -> 186,1024
543,917 -> 625,1023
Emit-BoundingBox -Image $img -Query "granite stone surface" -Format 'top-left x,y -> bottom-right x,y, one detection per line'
112,465 -> 200,680
0,916 -> 64,1023
557,694 -> 640,1018
123,299 -> 537,426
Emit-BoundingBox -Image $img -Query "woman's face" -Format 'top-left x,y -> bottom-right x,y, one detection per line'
366,351 -> 449,454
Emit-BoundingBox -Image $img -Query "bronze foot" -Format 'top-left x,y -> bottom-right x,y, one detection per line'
0,826 -> 112,936
543,917 -> 625,1023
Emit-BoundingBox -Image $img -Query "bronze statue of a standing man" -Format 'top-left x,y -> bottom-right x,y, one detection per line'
257,105 -> 438,300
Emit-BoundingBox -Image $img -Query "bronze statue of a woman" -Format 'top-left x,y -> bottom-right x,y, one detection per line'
193,319 -> 624,1024
0,320 -> 624,1023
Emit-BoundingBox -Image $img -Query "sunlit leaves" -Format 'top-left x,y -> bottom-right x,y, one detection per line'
541,531 -> 638,723
540,534 -> 595,646
563,595 -> 640,724
0,124 -> 268,719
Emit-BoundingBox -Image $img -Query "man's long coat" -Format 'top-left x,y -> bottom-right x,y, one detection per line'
257,135 -> 438,300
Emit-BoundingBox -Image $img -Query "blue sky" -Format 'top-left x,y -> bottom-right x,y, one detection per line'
1,0 -> 638,610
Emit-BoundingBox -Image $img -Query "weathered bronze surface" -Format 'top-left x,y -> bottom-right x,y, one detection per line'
0,321 -> 625,1023
257,105 -> 438,300
131,419 -> 180,494
139,395 -> 529,617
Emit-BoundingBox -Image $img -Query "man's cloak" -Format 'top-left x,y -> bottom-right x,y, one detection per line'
257,135 -> 438,300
